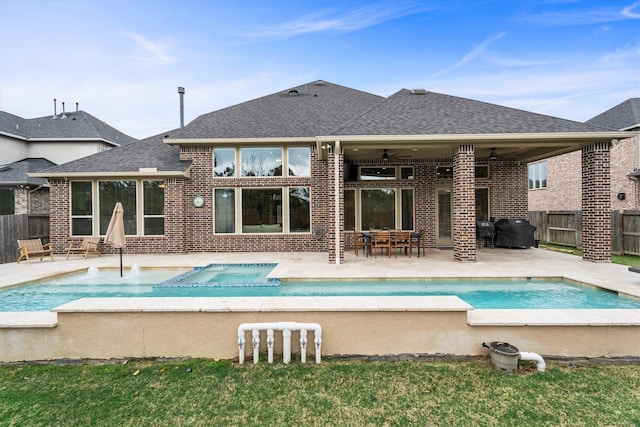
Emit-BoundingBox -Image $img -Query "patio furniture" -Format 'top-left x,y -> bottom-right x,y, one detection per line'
392,231 -> 412,257
16,239 -> 54,263
354,233 -> 368,256
371,231 -> 391,257
65,237 -> 101,260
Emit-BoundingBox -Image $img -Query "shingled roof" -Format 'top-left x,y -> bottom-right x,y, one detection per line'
0,158 -> 56,186
36,131 -> 190,175
333,89 -> 610,136
0,110 -> 136,145
168,80 -> 384,139
586,98 -> 640,131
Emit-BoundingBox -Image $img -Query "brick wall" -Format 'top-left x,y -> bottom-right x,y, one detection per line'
582,142 -> 611,262
47,144 -> 530,259
528,136 -> 637,211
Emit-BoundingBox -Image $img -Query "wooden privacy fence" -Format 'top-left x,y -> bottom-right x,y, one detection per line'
528,210 -> 640,255
0,214 -> 49,264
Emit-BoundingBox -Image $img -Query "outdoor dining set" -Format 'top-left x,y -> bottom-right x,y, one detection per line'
355,230 -> 423,258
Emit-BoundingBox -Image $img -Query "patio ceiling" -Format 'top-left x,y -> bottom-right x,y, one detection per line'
317,131 -> 634,163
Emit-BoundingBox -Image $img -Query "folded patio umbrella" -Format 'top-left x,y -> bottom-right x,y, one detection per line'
104,202 -> 126,277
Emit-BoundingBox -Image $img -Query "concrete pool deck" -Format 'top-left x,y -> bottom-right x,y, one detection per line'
3,247 -> 640,298
1,247 -> 640,362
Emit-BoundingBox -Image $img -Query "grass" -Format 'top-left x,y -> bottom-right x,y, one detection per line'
539,242 -> 640,266
1,359 -> 639,426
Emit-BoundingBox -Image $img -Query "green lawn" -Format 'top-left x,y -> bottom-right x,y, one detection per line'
1,359 -> 638,426
540,243 -> 640,266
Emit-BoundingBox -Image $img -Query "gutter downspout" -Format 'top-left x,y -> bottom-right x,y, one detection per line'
334,140 -> 341,265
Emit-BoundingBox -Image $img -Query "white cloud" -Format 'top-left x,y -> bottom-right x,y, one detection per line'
119,32 -> 177,65
433,32 -> 507,76
244,3 -> 436,38
524,1 -> 640,26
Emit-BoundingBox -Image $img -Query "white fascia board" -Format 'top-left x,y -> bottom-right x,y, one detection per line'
164,137 -> 316,146
28,171 -> 189,179
316,132 -> 633,144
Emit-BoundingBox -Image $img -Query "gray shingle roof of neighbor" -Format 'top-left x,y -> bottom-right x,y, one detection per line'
0,110 -> 136,145
0,158 -> 56,186
333,89 -> 611,135
586,98 -> 640,131
37,131 -> 190,174
167,80 -> 385,139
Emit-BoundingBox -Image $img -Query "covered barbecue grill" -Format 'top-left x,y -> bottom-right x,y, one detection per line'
494,218 -> 536,249
476,221 -> 495,248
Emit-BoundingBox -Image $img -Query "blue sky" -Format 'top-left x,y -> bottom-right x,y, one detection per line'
1,0 -> 638,139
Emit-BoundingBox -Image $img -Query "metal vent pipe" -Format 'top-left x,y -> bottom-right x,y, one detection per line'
178,86 -> 185,128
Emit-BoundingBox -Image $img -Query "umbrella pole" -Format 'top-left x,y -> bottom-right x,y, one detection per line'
120,248 -> 123,277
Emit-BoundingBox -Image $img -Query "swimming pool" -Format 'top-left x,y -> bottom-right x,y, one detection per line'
1,263 -> 639,311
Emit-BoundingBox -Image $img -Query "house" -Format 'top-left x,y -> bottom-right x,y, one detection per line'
528,98 -> 640,212
0,108 -> 136,215
32,80 -> 631,263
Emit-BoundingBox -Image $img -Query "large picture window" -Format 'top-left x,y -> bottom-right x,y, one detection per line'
361,189 -> 396,230
241,147 -> 283,177
99,181 -> 137,235
242,188 -> 283,233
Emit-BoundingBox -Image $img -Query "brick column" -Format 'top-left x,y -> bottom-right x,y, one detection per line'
326,147 -> 345,264
582,142 -> 611,262
453,145 -> 476,262
49,178 -> 70,253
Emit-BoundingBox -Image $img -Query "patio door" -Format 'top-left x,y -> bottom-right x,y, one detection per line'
435,188 -> 453,247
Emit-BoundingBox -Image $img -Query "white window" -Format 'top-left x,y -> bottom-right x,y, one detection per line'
528,162 -> 547,189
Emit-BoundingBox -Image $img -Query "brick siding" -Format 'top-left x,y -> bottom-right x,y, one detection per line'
529,136 -> 638,211
48,144 -> 530,261
582,142 -> 611,262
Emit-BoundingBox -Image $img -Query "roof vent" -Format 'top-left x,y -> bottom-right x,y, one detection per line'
411,89 -> 426,95
288,89 -> 299,96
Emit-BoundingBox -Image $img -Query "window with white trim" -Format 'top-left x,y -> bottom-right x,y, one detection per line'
528,161 -> 547,189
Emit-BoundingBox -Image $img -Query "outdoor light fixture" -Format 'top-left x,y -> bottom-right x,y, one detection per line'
489,148 -> 498,161
382,149 -> 389,162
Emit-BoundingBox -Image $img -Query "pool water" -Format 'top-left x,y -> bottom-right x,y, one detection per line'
1,264 -> 639,311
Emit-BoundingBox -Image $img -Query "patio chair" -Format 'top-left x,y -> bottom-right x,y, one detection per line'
392,231 -> 412,257
354,233 -> 369,256
16,238 -> 54,263
371,231 -> 391,257
65,237 -> 101,260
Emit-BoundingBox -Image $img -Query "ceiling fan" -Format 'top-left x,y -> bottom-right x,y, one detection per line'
380,148 -> 411,162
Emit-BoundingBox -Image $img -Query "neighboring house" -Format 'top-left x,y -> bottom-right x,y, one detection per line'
528,98 -> 640,212
0,109 -> 136,215
33,80 -> 630,263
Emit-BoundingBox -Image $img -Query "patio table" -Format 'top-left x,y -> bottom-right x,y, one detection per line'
360,231 -> 422,258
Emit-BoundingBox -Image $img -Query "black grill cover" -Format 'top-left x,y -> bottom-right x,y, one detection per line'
494,219 -> 536,248
476,221 -> 495,238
